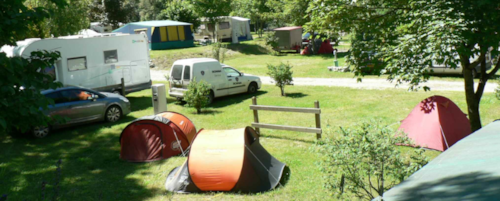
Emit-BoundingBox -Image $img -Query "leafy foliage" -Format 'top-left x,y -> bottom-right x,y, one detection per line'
25,0 -> 89,38
267,63 -> 293,96
320,122 -> 428,200
184,78 -> 211,114
0,0 -> 64,134
158,0 -> 200,29
307,0 -> 500,131
264,32 -> 279,51
89,0 -> 140,28
210,42 -> 228,63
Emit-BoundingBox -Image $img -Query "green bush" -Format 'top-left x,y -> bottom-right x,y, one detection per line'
319,122 -> 429,200
211,42 -> 228,63
267,62 -> 293,96
265,32 -> 279,53
184,78 -> 212,114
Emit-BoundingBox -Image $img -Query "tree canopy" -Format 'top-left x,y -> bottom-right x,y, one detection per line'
307,0 -> 500,131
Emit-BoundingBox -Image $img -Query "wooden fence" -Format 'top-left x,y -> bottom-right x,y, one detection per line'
250,96 -> 322,139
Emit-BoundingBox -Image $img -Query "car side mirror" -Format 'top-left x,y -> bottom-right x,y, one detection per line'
240,72 -> 244,76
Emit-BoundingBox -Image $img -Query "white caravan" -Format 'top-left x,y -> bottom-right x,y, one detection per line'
0,33 -> 152,94
168,58 -> 261,103
196,16 -> 252,43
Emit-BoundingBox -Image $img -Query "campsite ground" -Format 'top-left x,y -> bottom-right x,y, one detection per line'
2,82 -> 500,200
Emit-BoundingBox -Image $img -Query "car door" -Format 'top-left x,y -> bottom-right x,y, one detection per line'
59,89 -> 105,124
44,91 -> 70,126
182,65 -> 191,89
223,67 -> 246,94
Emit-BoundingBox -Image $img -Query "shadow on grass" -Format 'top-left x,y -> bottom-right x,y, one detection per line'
286,93 -> 308,98
0,115 -> 167,200
259,133 -> 316,144
128,96 -> 178,112
210,91 -> 268,109
226,43 -> 268,55
195,109 -> 222,115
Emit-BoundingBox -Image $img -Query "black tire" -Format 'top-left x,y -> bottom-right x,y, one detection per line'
207,90 -> 214,105
248,82 -> 258,94
105,106 -> 122,122
32,125 -> 50,138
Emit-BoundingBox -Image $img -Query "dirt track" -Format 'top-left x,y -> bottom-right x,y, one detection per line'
150,69 -> 498,92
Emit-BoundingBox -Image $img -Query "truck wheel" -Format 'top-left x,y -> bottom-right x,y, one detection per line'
105,106 -> 122,122
248,82 -> 258,94
207,91 -> 214,105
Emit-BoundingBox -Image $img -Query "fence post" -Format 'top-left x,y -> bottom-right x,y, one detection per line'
315,100 -> 321,139
121,78 -> 125,96
252,96 -> 260,135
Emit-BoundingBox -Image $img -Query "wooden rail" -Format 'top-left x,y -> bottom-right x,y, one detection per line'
250,96 -> 322,139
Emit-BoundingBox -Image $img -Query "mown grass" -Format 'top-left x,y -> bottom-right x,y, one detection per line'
1,82 -> 500,200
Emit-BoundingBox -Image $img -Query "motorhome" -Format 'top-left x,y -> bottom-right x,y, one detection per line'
1,33 -> 152,94
168,58 -> 261,103
196,16 -> 252,43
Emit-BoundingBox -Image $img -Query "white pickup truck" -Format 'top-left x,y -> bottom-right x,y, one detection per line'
168,58 -> 261,103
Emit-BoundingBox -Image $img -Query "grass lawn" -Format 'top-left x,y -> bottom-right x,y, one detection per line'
2,84 -> 499,200
150,35 -> 497,83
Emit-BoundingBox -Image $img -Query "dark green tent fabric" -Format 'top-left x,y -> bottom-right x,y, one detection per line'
381,121 -> 500,201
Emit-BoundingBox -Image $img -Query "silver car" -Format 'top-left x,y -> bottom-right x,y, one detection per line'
32,87 -> 131,138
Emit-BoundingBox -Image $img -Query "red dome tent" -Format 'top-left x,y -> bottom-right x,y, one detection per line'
165,127 -> 287,193
119,112 -> 197,162
398,96 -> 471,151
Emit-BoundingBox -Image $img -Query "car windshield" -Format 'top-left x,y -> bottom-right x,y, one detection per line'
171,65 -> 183,80
223,67 -> 240,77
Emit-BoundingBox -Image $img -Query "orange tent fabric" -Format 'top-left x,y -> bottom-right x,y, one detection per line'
119,112 -> 196,162
398,96 -> 471,151
165,127 -> 287,193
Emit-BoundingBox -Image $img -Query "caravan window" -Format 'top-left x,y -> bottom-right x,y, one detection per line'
67,57 -> 87,72
219,22 -> 230,30
42,65 -> 57,82
104,50 -> 118,64
172,65 -> 183,80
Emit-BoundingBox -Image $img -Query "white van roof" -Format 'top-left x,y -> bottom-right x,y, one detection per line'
174,58 -> 219,64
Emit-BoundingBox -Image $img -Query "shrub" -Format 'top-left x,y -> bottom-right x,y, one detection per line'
211,42 -> 228,63
184,78 -> 212,114
267,62 -> 293,96
265,32 -> 280,54
320,122 -> 429,200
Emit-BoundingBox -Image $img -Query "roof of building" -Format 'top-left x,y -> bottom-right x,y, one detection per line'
381,120 -> 500,201
274,26 -> 302,31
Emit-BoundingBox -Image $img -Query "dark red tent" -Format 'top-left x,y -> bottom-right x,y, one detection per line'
398,96 -> 471,151
119,112 -> 197,162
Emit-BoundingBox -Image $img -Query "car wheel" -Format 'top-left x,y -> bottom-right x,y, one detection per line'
248,82 -> 258,94
207,91 -> 214,105
32,126 -> 50,138
106,106 -> 122,122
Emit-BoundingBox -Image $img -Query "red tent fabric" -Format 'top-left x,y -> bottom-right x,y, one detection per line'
301,46 -> 310,55
318,39 -> 334,54
119,112 -> 197,162
398,96 -> 471,151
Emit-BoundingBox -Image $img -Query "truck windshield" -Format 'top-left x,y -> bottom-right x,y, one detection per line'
172,65 -> 183,80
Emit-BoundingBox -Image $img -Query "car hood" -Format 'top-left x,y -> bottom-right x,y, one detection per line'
101,92 -> 129,102
243,74 -> 260,80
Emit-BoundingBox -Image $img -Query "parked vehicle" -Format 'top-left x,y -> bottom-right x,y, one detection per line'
430,52 -> 493,77
32,87 -> 131,138
168,58 -> 261,104
196,16 -> 252,43
0,33 -> 152,95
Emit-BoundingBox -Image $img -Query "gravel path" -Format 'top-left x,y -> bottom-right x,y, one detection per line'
150,69 -> 498,92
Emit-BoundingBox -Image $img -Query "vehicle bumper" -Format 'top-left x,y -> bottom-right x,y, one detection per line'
169,88 -> 186,98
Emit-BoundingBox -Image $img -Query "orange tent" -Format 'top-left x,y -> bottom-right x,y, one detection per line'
119,112 -> 197,162
165,127 -> 288,193
398,96 -> 471,151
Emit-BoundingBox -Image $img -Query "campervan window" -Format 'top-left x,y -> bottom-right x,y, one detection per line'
104,50 -> 118,64
42,65 -> 57,82
172,65 -> 183,80
219,22 -> 230,30
67,57 -> 87,72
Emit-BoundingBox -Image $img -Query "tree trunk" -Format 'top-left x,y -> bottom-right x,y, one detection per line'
310,31 -> 317,55
280,86 -> 285,96
196,107 -> 201,114
463,66 -> 482,132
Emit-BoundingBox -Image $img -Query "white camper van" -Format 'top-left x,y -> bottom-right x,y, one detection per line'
0,33 -> 151,94
169,58 -> 261,103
